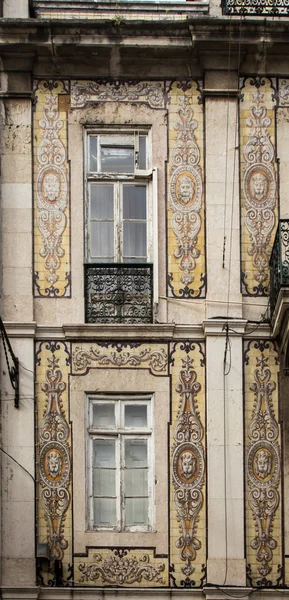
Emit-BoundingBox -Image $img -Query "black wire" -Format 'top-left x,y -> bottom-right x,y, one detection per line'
0,446 -> 35,482
19,361 -> 35,375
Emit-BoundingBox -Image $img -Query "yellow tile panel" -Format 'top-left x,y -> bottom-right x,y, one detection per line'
244,339 -> 282,586
240,77 -> 278,297
74,548 -> 169,587
167,81 -> 205,298
169,341 -> 206,586
36,340 -> 72,585
33,80 -> 71,297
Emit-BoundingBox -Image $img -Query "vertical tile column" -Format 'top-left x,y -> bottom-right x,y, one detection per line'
204,320 -> 246,586
1,97 -> 33,320
0,83 -> 35,585
205,74 -> 242,318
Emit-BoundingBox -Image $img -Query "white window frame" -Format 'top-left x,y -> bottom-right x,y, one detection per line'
86,394 -> 154,532
84,128 -> 154,265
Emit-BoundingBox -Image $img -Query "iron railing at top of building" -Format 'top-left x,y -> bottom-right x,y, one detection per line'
270,220 -> 289,318
222,0 -> 289,15
84,263 -> 153,324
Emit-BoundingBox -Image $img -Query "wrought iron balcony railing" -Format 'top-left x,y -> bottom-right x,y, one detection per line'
270,220 -> 289,318
222,0 -> 289,15
84,263 -> 153,324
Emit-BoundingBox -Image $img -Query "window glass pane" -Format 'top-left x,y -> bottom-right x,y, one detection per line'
125,404 -> 147,427
125,498 -> 148,526
139,136 -> 147,170
101,146 -> 134,173
90,184 -> 114,219
90,221 -> 114,259
93,439 -> 115,467
123,185 -> 146,220
93,403 -> 115,427
123,222 -> 147,258
93,468 -> 116,496
94,498 -> 116,526
89,136 -> 98,172
125,439 -> 147,467
125,469 -> 147,496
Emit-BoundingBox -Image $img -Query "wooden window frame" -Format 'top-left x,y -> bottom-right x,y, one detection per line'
86,394 -> 154,533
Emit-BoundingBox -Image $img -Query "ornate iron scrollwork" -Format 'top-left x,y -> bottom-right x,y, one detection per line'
84,264 -> 153,324
222,0 -> 289,16
270,219 -> 289,317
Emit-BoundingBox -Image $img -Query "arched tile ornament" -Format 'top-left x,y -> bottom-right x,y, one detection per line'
240,77 -> 278,296
33,80 -> 71,297
167,81 -> 205,299
244,340 -> 282,587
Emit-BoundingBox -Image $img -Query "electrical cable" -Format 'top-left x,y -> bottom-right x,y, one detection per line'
0,446 -> 35,482
19,361 -> 35,375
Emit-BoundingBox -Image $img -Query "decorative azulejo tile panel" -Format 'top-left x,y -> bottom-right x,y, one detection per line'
244,339 -> 282,587
74,547 -> 169,587
240,77 -> 278,296
33,80 -> 71,297
169,341 -> 206,587
36,340 -> 72,585
167,81 -> 205,299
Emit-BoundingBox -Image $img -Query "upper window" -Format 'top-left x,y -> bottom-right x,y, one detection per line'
85,131 -> 152,264
87,394 -> 154,531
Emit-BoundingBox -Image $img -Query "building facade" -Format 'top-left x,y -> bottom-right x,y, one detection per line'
1,1 -> 289,599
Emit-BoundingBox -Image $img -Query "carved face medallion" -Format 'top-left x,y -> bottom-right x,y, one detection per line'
43,172 -> 61,203
180,451 -> 196,479
250,171 -> 268,203
46,449 -> 63,479
253,448 -> 272,480
176,173 -> 195,206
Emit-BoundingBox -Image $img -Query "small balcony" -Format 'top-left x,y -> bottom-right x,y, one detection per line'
270,220 -> 289,336
84,264 -> 153,324
222,0 -> 289,15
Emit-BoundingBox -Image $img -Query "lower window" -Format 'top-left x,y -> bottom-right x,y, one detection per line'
87,394 -> 154,531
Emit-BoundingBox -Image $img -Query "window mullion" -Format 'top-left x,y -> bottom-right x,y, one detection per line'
119,182 -> 124,262
115,182 -> 121,262
119,434 -> 125,530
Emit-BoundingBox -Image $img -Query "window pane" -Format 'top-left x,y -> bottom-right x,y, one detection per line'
125,497 -> 148,526
123,222 -> 147,258
123,185 -> 146,220
93,403 -> 115,427
90,184 -> 114,219
90,221 -> 114,258
101,146 -> 134,173
125,439 -> 147,467
125,404 -> 147,427
93,439 -> 115,467
93,468 -> 116,496
89,136 -> 98,172
139,136 -> 147,170
94,498 -> 116,526
125,469 -> 147,496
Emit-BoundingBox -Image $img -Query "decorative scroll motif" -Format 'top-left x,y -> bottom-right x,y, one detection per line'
35,80 -> 70,297
279,80 -> 289,106
241,79 -> 277,295
172,355 -> 204,578
169,96 -> 203,292
39,354 -> 71,561
71,80 -> 165,109
245,341 -> 281,586
78,550 -> 165,585
72,344 -> 167,373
